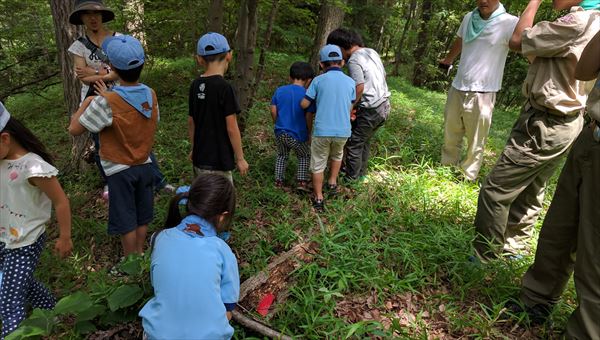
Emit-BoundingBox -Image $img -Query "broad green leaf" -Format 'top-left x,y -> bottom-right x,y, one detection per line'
74,320 -> 97,334
54,291 -> 93,315
75,305 -> 106,322
107,284 -> 143,311
119,255 -> 143,276
5,325 -> 46,340
19,308 -> 55,335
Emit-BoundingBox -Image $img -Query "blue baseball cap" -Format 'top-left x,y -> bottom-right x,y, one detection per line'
0,102 -> 10,131
101,35 -> 145,70
197,32 -> 231,56
319,44 -> 343,62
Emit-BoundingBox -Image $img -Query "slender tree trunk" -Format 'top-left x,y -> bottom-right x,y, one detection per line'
233,0 -> 258,133
393,0 -> 417,75
309,0 -> 347,70
411,0 -> 433,87
125,0 -> 146,47
207,0 -> 224,32
49,0 -> 86,172
248,0 -> 279,110
375,0 -> 391,52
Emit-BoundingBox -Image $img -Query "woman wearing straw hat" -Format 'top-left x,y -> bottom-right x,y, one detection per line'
67,0 -> 120,103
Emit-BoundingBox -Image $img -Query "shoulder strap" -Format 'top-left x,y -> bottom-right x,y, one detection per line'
77,36 -> 109,64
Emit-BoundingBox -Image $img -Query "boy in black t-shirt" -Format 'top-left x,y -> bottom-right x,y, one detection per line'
188,32 -> 248,181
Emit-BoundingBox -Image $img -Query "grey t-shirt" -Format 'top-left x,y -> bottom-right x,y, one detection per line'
347,48 -> 390,109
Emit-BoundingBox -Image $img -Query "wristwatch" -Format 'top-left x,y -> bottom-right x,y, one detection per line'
95,69 -> 99,75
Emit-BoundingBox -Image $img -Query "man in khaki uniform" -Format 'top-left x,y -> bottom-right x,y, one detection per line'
507,30 -> 600,337
473,0 -> 600,260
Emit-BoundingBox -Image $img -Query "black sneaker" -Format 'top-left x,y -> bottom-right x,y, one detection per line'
502,300 -> 552,326
312,197 -> 324,212
326,183 -> 339,196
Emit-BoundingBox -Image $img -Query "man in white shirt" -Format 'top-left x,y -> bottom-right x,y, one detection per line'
439,0 -> 518,181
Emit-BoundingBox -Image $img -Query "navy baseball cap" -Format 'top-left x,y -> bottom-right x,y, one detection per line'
319,44 -> 343,62
102,35 -> 145,70
0,102 -> 10,131
197,32 -> 231,56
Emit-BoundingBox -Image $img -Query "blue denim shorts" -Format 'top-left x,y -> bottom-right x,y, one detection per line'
106,164 -> 154,235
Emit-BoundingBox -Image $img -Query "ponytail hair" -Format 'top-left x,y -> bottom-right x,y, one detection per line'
1,117 -> 54,165
163,174 -> 236,232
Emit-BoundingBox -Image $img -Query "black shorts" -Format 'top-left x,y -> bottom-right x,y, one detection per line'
106,164 -> 154,235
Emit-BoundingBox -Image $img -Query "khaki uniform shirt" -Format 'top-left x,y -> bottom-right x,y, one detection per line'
522,7 -> 600,116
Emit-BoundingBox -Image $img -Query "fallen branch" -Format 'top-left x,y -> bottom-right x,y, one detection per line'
232,310 -> 293,340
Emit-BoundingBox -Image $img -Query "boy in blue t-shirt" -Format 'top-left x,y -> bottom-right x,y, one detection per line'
270,61 -> 316,191
301,45 -> 356,211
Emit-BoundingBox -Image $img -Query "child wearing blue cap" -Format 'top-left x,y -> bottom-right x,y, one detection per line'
301,45 -> 356,211
188,32 -> 248,182
139,174 -> 239,340
270,61 -> 316,191
68,35 -> 159,258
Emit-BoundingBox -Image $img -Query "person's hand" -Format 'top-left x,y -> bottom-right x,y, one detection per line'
350,108 -> 357,122
75,66 -> 95,79
236,158 -> 249,176
55,237 -> 73,259
188,150 -> 193,161
94,79 -> 109,95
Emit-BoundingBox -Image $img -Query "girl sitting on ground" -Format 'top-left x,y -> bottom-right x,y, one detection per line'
0,102 -> 72,338
139,174 -> 240,340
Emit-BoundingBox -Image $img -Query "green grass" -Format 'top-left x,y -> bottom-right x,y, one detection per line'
3,53 -> 575,339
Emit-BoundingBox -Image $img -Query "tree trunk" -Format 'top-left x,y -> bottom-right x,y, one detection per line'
248,0 -> 279,110
309,0 -> 347,70
393,0 -> 417,75
207,0 -> 224,32
125,0 -> 146,47
233,0 -> 258,134
411,0 -> 433,87
49,0 -> 86,172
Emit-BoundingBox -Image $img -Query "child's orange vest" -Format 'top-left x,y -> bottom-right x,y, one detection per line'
98,91 -> 158,165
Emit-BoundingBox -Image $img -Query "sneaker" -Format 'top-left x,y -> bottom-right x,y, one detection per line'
312,197 -> 325,212
326,183 -> 339,196
275,180 -> 284,188
296,180 -> 311,193
162,184 -> 176,193
502,300 -> 552,326
109,257 -> 127,277
101,185 -> 109,202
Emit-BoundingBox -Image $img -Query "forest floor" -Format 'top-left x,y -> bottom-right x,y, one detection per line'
5,53 -> 577,339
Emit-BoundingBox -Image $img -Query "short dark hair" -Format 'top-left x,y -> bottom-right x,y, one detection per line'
200,51 -> 228,63
326,28 -> 364,49
289,61 -> 315,80
113,64 -> 144,83
321,60 -> 343,69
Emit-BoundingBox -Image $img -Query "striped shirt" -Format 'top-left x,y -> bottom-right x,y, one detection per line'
79,96 -> 152,176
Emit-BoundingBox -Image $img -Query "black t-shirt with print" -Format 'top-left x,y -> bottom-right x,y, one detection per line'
188,75 -> 241,171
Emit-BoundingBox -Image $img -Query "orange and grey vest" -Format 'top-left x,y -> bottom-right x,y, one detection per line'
98,91 -> 158,165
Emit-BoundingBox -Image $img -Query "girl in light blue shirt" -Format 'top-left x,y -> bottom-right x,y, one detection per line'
139,174 -> 239,340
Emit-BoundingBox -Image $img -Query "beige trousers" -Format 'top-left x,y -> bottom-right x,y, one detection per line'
441,87 -> 496,180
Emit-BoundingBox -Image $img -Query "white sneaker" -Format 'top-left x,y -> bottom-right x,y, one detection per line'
101,185 -> 109,201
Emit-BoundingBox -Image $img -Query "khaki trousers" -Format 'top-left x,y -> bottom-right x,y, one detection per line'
473,103 -> 583,259
441,87 -> 496,180
520,126 -> 600,339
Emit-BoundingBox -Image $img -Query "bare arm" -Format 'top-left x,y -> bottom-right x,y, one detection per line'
68,96 -> 95,136
225,115 -> 249,175
300,98 -> 311,109
354,83 -> 365,109
73,56 -> 116,85
440,37 -> 463,65
29,176 -> 72,258
188,116 -> 195,161
576,32 -> 600,81
509,0 -> 543,52
270,105 -> 277,123
305,111 -> 314,139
